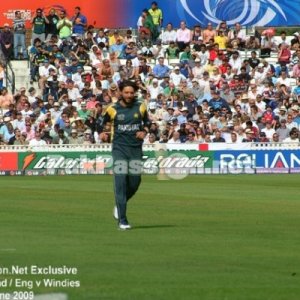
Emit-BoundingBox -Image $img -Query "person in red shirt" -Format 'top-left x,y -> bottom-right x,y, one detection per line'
278,43 -> 291,66
219,58 -> 231,74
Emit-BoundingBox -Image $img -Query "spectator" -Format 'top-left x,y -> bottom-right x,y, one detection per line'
57,10 -> 72,39
148,1 -> 163,35
161,23 -> 176,45
31,8 -> 49,43
46,9 -> 59,38
71,7 -> 87,38
53,128 -> 69,144
176,21 -> 191,51
13,11 -> 27,60
0,23 -> 13,61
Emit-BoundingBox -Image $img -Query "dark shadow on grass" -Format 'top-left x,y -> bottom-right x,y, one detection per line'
133,224 -> 177,230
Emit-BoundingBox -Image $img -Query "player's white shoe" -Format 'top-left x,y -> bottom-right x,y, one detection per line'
113,206 -> 119,220
119,223 -> 131,230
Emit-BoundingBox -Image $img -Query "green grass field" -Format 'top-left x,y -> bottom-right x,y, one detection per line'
0,175 -> 300,300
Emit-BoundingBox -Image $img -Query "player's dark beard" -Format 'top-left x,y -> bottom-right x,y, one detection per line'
120,98 -> 135,107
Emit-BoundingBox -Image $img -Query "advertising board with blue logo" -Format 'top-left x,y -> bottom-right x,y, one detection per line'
214,150 -> 300,174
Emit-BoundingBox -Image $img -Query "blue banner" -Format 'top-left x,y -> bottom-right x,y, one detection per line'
214,150 -> 300,173
130,0 -> 300,28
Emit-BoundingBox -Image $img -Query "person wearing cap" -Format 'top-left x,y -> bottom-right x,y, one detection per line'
242,128 -> 258,143
102,81 -> 150,230
13,11 -> 27,60
169,65 -> 186,86
31,8 -> 49,43
177,107 -> 189,125
57,10 -> 72,39
38,59 -> 56,91
208,89 -> 230,111
68,129 -> 83,145
0,23 -> 13,60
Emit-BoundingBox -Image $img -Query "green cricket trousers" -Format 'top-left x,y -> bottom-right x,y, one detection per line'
112,145 -> 143,224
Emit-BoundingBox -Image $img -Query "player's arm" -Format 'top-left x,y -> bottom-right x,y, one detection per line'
136,102 -> 150,140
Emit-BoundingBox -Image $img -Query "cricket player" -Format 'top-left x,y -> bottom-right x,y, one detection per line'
103,81 -> 150,230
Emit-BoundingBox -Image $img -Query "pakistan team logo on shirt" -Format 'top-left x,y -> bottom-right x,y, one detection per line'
134,113 -> 139,119
117,114 -> 125,121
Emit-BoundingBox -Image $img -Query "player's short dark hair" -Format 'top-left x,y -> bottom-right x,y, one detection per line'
119,81 -> 138,92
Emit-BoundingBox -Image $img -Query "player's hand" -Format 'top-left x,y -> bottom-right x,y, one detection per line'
136,131 -> 146,140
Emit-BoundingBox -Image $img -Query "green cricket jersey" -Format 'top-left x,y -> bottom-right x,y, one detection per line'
103,100 -> 150,147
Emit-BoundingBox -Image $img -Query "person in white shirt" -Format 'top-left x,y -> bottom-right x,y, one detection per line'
29,131 -> 47,146
67,80 -> 81,101
276,70 -> 291,89
168,131 -> 181,143
49,102 -> 62,123
197,45 -> 209,66
228,23 -> 246,43
147,79 -> 163,99
12,112 -> 25,131
228,51 -> 242,74
38,59 -> 57,90
160,23 -> 177,45
283,129 -> 299,143
170,66 -> 186,86
261,121 -> 276,139
192,58 -> 204,79
252,63 -> 267,84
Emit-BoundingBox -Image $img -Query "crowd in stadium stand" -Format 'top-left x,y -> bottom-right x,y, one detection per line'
0,1 -> 300,146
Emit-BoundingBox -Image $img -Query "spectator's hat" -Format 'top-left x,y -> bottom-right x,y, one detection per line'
180,107 -> 189,112
59,58 -> 66,63
110,83 -> 118,90
170,117 -> 178,123
280,119 -> 287,123
227,121 -> 234,127
3,116 -> 10,122
84,128 -> 92,134
104,28 -> 109,33
195,58 -> 201,62
137,50 -> 143,55
280,106 -> 287,112
152,78 -> 159,83
3,23 -> 10,27
81,101 -> 87,107
293,32 -> 299,37
291,105 -> 299,111
241,93 -> 249,100
258,63 -> 264,68
174,66 -> 180,70
167,106 -> 174,111
71,129 -> 78,134
53,102 -> 60,107
245,128 -> 254,134
149,102 -> 157,110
